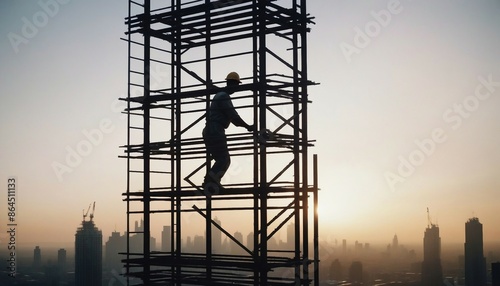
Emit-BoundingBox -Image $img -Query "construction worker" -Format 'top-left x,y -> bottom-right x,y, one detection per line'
202,72 -> 254,192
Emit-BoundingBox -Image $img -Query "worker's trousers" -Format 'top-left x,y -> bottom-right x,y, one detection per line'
202,122 -> 230,183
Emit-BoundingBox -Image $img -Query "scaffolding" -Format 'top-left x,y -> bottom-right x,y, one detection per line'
121,0 -> 318,285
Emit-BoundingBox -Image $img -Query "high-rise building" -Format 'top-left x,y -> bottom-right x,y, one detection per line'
364,243 -> 370,251
58,248 -> 67,273
464,217 -> 487,286
75,218 -> 102,286
330,259 -> 342,281
130,219 -> 156,252
287,223 -> 294,248
492,262 -> 500,286
33,246 -> 42,270
105,231 -> 126,272
392,234 -> 399,250
126,220 -> 157,253
161,226 -> 171,252
421,224 -> 443,286
348,261 -> 363,283
342,239 -> 347,256
193,235 -> 205,253
246,232 -> 254,251
186,236 -> 193,251
230,231 -> 244,255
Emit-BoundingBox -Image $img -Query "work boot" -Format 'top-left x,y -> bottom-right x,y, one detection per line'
202,172 -> 224,196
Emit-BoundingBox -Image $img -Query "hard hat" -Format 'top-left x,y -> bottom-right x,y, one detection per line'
225,71 -> 241,83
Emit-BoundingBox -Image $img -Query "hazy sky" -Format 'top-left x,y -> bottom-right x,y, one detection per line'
1,0 -> 499,252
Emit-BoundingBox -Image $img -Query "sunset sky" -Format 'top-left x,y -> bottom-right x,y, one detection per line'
1,0 -> 499,252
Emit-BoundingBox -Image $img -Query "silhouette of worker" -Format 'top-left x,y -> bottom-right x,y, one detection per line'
202,72 -> 254,192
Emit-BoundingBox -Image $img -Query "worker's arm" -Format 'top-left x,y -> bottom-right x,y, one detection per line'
232,116 -> 255,132
221,93 -> 255,132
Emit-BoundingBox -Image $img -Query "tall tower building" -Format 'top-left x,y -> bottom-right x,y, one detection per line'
75,209 -> 102,286
130,220 -> 157,252
287,223 -> 295,248
105,231 -> 126,271
58,248 -> 67,273
421,224 -> 443,286
465,217 -> 487,286
33,246 -> 42,270
492,262 -> 500,286
348,261 -> 363,283
392,234 -> 399,250
193,235 -> 205,253
186,236 -> 193,251
342,239 -> 347,256
161,226 -> 171,252
230,231 -> 244,255
330,259 -> 342,281
246,232 -> 254,251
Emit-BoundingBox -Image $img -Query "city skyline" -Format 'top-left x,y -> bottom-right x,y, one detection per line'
9,216 -> 496,258
1,0 -> 500,252
6,206 -> 499,249
3,215 -> 499,285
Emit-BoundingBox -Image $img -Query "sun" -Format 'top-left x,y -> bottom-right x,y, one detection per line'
316,203 -> 329,218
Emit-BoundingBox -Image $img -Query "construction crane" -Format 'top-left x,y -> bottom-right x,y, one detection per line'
427,207 -> 436,228
82,203 -> 92,221
89,201 -> 96,221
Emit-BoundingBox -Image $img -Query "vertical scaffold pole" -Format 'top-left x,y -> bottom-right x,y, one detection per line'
252,1 -> 260,285
258,0 -> 268,284
174,0 -> 183,284
300,0 -> 310,283
126,1 -> 132,284
204,0 -> 213,281
314,154 -> 319,286
292,0 -> 302,284
142,0 -> 151,284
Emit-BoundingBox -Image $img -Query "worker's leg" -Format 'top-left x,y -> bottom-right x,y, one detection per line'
203,125 -> 230,185
208,137 -> 230,182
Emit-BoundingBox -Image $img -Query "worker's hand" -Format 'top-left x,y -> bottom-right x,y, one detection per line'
246,124 -> 256,132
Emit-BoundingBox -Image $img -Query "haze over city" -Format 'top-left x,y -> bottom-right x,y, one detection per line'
1,0 -> 499,256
